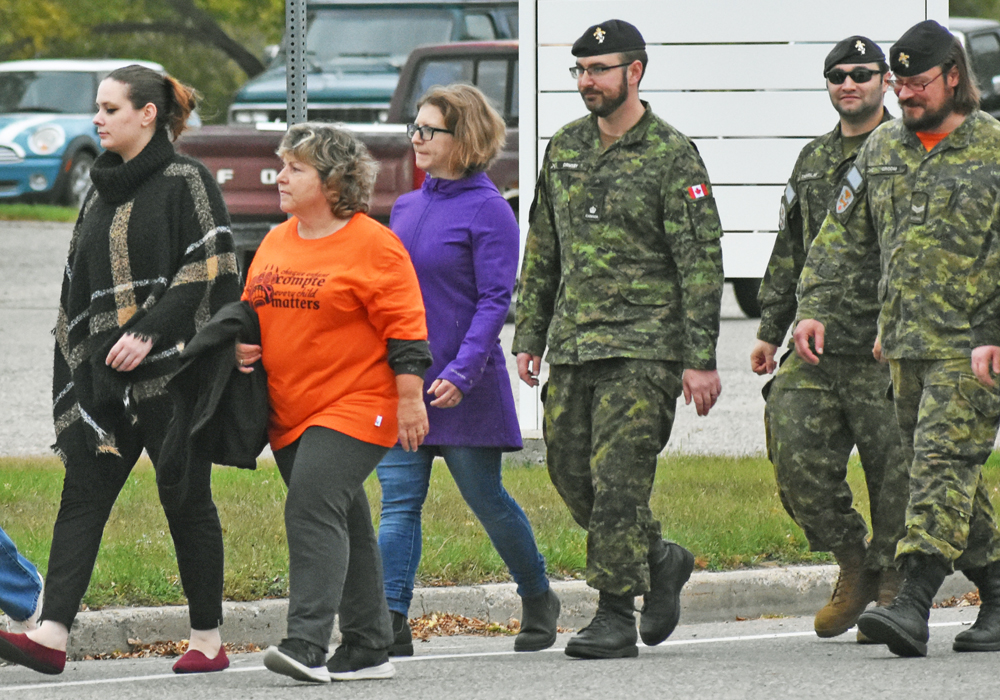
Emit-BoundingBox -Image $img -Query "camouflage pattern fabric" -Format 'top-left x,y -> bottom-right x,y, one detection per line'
890,358 -> 1000,569
757,115 -> 889,353
796,111 -> 1000,356
512,102 -> 724,369
543,359 -> 683,596
765,351 -> 908,569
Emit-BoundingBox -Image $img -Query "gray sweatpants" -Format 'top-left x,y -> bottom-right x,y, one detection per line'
274,426 -> 393,652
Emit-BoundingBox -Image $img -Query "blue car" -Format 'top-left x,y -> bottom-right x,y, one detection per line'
0,58 -> 164,207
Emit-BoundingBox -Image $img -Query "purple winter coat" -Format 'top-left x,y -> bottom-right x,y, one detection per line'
389,172 -> 522,450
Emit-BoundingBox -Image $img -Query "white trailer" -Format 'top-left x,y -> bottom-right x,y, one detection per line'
515,0 -> 948,433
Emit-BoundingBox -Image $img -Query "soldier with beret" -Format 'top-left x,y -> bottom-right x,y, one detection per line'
751,35 -> 909,641
513,19 -> 724,659
795,19 -> 1000,657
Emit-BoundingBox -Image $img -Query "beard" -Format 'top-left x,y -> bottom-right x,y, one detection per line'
900,90 -> 957,131
580,70 -> 629,118
832,92 -> 884,127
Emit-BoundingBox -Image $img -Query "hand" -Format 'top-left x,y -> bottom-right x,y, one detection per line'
972,345 -> 1000,387
750,340 -> 779,375
517,353 -> 542,387
792,319 -> 825,365
683,369 -> 721,417
428,378 -> 463,408
396,374 -> 429,451
106,332 -> 154,372
872,336 -> 884,363
235,342 -> 262,374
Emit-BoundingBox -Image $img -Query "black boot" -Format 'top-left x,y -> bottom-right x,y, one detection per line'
564,591 -> 638,659
388,611 -> 413,657
954,560 -> 1000,652
640,539 -> 695,646
856,553 -> 949,657
515,587 -> 561,652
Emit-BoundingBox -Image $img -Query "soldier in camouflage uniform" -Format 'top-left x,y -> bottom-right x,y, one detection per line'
795,20 -> 1000,658
750,36 -> 909,641
513,20 -> 724,660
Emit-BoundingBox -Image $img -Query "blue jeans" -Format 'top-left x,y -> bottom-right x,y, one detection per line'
0,525 -> 42,621
376,445 -> 549,615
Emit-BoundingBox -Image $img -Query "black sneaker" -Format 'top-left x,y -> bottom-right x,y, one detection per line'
263,637 -> 330,683
389,611 -> 414,656
326,644 -> 395,681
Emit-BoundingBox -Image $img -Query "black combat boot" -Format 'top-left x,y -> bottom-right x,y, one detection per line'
953,560 -> 1000,652
640,539 -> 695,646
388,611 -> 413,657
856,553 -> 949,657
514,587 -> 561,652
564,591 -> 638,659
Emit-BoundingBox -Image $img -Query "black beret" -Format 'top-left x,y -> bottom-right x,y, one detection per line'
823,36 -> 885,76
890,20 -> 954,77
572,19 -> 645,58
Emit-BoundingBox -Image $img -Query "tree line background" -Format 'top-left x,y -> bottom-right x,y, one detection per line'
0,1 -> 997,125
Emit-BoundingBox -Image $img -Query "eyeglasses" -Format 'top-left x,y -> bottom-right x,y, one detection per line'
569,62 -> 631,79
826,67 -> 882,85
406,123 -> 453,141
888,70 -> 944,94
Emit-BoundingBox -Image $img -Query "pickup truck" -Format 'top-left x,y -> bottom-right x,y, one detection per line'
177,40 -> 518,272
229,0 -> 517,126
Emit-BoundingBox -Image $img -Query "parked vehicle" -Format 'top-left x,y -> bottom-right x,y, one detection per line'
177,40 -> 518,272
229,0 -> 517,126
951,17 -> 1000,118
0,59 -> 165,208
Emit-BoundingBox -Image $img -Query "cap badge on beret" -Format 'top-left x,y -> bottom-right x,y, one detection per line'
898,52 -> 910,68
594,27 -> 606,44
855,40 -> 866,54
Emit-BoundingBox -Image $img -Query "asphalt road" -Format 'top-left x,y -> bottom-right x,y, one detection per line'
0,220 -> 772,457
1,608 -> 993,700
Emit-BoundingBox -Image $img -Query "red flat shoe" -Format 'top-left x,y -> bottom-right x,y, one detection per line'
0,630 -> 66,675
172,645 -> 230,673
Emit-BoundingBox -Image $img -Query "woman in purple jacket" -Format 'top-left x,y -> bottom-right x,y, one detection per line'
377,84 -> 559,655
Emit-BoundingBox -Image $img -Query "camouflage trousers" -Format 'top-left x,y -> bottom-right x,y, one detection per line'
543,358 -> 683,596
765,351 -> 908,570
890,358 -> 1000,569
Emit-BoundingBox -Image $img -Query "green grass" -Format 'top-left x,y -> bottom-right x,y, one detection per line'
0,203 -> 78,222
3,454 -> 999,609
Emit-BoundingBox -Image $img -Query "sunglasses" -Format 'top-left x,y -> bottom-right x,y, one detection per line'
826,68 -> 883,85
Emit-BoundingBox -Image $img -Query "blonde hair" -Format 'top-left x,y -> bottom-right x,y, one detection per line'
277,122 -> 380,217
417,84 -> 506,175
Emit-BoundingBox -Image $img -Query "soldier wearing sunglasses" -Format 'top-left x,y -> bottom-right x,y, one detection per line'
795,20 -> 1000,658
751,35 -> 909,645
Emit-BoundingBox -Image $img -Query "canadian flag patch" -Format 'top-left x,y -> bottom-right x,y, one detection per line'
687,183 -> 709,200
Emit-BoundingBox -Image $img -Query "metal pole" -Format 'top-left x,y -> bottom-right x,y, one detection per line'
285,0 -> 308,125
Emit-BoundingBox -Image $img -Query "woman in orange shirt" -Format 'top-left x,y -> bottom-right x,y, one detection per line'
236,123 -> 431,683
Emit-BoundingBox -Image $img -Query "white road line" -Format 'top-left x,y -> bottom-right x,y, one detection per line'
1,621 -> 971,692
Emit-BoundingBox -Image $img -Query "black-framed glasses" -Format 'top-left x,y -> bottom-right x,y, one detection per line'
569,62 -> 631,79
406,123 -> 453,141
888,70 -> 945,94
826,67 -> 883,85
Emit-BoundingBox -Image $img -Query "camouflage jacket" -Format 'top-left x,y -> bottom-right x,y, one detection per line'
797,111 -> 1000,358
512,104 -> 724,369
757,113 -> 891,354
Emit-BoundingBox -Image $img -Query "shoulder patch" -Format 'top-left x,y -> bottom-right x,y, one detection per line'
845,165 -> 864,191
835,185 -> 855,215
687,183 -> 709,200
784,182 -> 796,206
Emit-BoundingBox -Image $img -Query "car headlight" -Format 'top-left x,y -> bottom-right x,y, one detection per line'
28,125 -> 66,155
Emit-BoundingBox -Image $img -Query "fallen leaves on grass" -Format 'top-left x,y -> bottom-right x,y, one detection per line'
84,640 -> 262,661
934,590 -> 981,608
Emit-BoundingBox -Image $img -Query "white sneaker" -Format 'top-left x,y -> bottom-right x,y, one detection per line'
8,575 -> 43,634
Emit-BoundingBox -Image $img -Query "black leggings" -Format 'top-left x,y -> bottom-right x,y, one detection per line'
41,398 -> 224,630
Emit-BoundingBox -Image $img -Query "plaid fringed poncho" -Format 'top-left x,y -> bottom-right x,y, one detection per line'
52,128 -> 241,459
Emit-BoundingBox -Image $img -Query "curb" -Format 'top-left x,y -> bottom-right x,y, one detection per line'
9,565 -> 975,659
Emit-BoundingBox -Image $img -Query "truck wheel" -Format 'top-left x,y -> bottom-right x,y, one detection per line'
58,151 -> 95,208
732,278 -> 762,318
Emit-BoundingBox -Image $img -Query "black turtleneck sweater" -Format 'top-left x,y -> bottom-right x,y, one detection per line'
52,128 -> 241,458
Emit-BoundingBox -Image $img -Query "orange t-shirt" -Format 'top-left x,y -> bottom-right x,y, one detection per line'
916,130 -> 949,152
243,213 -> 427,450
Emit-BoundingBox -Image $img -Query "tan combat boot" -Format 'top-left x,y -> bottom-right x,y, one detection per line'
857,566 -> 904,643
814,543 -> 879,638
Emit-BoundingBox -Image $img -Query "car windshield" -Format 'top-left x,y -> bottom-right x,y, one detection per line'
288,9 -> 457,70
0,71 -> 95,114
